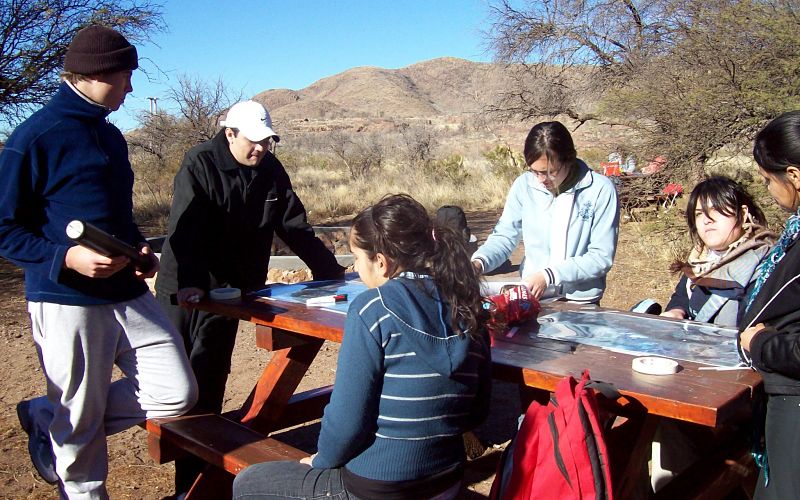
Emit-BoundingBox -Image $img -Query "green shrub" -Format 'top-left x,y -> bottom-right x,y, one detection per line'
424,154 -> 469,185
484,145 -> 524,183
735,172 -> 787,232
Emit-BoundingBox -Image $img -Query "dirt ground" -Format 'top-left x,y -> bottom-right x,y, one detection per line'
0,212 -> 676,499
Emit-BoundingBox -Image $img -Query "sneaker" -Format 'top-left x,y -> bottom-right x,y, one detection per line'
462,431 -> 487,460
16,399 -> 59,484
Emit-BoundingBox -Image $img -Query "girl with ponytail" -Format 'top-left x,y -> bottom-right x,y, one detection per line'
349,193 -> 487,336
234,193 -> 492,500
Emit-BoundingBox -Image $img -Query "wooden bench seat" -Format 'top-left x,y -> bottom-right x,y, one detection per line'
147,413 -> 307,475
144,383 -> 333,498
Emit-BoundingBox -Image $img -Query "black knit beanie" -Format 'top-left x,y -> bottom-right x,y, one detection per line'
64,25 -> 138,75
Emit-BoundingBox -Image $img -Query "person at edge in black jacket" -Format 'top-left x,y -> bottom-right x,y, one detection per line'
740,110 -> 800,499
155,100 -> 345,498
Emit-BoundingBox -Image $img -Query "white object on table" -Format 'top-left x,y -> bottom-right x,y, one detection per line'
632,356 -> 679,375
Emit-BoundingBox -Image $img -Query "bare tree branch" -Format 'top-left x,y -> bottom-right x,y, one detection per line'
128,75 -> 244,204
166,74 -> 242,144
329,130 -> 385,180
0,0 -> 165,124
486,0 -> 800,179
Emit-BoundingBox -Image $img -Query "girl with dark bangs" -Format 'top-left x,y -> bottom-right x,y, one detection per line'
650,176 -> 775,491
661,176 -> 775,326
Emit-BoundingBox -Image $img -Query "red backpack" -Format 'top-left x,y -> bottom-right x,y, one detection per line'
490,370 -> 615,500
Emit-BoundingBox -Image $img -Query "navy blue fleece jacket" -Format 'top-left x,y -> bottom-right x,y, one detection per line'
0,83 -> 148,304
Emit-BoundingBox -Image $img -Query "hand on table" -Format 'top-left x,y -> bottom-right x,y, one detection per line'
660,309 -> 686,320
177,287 -> 205,307
65,245 -> 129,278
524,272 -> 548,299
740,323 -> 767,352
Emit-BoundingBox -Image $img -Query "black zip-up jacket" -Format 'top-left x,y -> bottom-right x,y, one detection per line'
740,239 -> 800,395
155,131 -> 344,295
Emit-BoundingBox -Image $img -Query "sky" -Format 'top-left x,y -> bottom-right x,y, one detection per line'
116,0 -> 496,131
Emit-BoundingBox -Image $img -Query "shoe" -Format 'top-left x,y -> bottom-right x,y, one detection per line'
16,400 -> 59,484
462,431 -> 487,460
630,299 -> 662,315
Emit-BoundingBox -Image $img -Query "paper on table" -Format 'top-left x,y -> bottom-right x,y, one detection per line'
306,294 -> 348,306
535,309 -> 741,367
255,275 -> 365,314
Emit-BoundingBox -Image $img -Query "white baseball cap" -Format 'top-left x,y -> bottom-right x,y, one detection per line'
220,100 -> 280,143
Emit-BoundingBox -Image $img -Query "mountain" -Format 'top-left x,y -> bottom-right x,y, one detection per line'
250,57 -> 631,160
253,57 -> 511,122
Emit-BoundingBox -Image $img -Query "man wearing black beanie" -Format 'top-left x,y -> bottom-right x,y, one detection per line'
0,25 -> 198,499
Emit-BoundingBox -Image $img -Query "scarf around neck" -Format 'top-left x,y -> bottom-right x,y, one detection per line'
745,207 -> 800,311
682,213 -> 776,284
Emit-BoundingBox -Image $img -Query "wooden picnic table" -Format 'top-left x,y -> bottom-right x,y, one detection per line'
147,284 -> 762,499
491,302 -> 761,498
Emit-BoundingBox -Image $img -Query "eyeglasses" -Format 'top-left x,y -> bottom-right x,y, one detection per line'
529,163 -> 564,179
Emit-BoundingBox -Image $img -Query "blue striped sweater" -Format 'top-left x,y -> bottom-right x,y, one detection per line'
312,273 -> 492,481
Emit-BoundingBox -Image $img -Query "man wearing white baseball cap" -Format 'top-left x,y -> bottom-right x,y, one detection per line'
221,100 -> 280,143
155,100 -> 345,497
216,100 -> 281,166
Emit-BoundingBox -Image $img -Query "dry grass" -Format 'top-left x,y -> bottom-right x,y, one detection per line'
132,182 -> 172,235
260,160 -> 512,224
130,150 -> 696,311
603,218 -> 687,310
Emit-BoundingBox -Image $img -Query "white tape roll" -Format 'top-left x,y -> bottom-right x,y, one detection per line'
209,287 -> 241,301
632,356 -> 679,375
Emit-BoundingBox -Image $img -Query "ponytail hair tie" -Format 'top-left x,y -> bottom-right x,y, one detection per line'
431,228 -> 437,241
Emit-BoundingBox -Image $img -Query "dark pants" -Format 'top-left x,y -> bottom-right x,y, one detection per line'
755,395 -> 800,500
232,461 -> 462,500
156,292 -> 240,493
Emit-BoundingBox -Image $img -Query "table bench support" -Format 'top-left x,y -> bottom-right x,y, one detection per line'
239,329 -> 324,434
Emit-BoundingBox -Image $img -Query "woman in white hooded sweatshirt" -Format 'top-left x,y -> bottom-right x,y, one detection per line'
472,121 -> 620,304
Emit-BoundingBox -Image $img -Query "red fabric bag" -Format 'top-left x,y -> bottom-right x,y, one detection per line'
490,370 -> 615,500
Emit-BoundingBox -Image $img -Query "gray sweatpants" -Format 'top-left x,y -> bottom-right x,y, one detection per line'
28,292 -> 198,500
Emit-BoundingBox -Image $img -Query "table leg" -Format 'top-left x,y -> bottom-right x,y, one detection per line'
186,464 -> 233,500
652,436 -> 757,499
610,413 -> 659,499
238,327 -> 324,434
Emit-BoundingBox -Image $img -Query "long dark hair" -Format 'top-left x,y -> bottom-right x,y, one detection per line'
686,176 -> 766,248
753,110 -> 800,174
523,121 -> 577,170
350,194 -> 486,335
